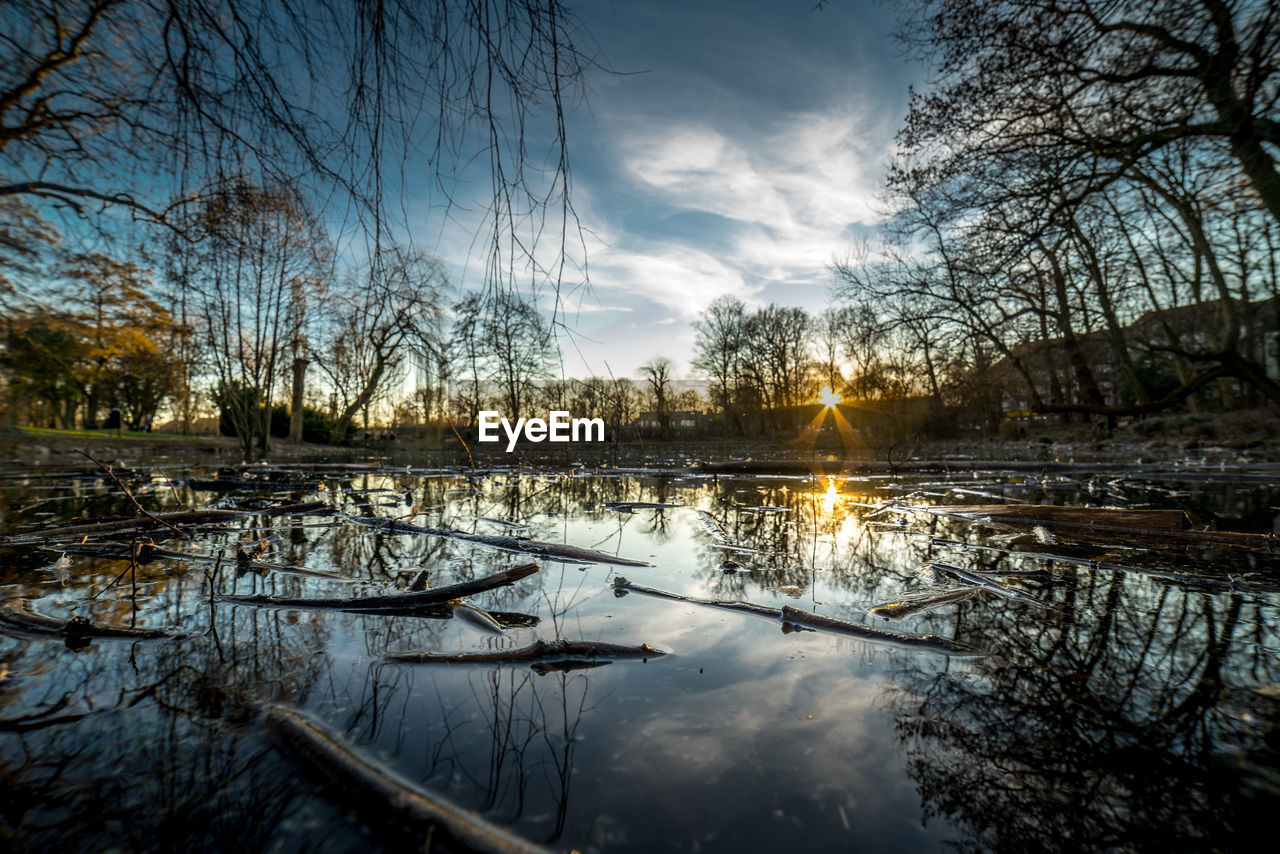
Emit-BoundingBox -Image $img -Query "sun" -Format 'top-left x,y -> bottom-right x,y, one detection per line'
816,385 -> 842,409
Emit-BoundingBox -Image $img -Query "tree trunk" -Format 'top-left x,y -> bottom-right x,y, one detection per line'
1042,253 -> 1106,408
331,360 -> 388,445
289,356 -> 306,444
1072,221 -> 1149,405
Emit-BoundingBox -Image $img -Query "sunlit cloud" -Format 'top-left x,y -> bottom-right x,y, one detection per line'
588,244 -> 756,320
614,107 -> 891,283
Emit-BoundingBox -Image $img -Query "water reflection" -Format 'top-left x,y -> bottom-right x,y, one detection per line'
1,467 -> 1278,851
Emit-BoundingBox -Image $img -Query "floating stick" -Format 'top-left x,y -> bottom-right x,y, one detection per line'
779,606 -> 984,656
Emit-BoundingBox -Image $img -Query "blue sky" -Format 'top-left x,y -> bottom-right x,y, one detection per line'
424,0 -> 922,380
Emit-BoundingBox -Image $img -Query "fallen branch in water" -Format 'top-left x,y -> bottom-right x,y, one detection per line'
262,705 -> 553,854
218,563 -> 540,611
76,448 -> 189,537
0,501 -> 333,545
611,576 -> 783,619
0,599 -> 179,641
345,516 -> 653,566
384,638 -> 667,665
867,587 -> 984,620
603,501 -> 685,512
610,577 -> 983,656
187,478 -> 321,492
778,606 -> 984,656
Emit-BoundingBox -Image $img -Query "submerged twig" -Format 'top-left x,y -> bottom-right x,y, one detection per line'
76,449 -> 187,537
0,501 -> 333,545
930,562 -> 1048,607
611,576 -> 783,619
610,577 -> 983,656
56,541 -> 349,581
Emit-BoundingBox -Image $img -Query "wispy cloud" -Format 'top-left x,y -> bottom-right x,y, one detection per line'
616,107 -> 891,278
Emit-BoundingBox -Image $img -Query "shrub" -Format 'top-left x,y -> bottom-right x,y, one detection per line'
269,404 -> 335,443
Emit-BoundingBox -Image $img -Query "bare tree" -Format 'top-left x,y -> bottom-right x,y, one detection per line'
180,181 -> 328,457
482,291 -> 555,419
1,0 -> 596,302
315,248 -> 446,445
896,0 -> 1280,227
692,295 -> 746,431
639,356 -> 675,438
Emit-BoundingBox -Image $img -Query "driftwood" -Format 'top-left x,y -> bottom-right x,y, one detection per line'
611,576 -> 783,619
0,501 -> 333,545
0,599 -> 178,640
385,638 -> 666,665
218,563 -> 539,611
611,577 -> 983,656
262,705 -> 553,854
778,606 -> 984,656
867,587 -> 984,620
912,503 -> 1278,549
449,600 -> 507,634
345,516 -> 653,566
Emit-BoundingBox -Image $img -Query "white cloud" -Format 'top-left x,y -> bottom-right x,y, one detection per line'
615,105 -> 891,281
588,244 -> 758,320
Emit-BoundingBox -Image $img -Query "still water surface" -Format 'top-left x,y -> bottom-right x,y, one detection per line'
2,464 -> 1278,852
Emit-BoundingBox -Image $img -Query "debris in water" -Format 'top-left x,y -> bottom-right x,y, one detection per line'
867,587 -> 983,620
219,563 -> 540,611
778,606 -> 984,656
344,516 -> 653,566
0,599 -> 181,642
263,705 -> 555,854
384,638 -> 667,666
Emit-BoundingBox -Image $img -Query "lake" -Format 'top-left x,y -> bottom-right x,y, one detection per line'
2,461 -> 1278,852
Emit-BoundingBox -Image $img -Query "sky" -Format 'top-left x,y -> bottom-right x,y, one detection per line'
422,0 -> 923,381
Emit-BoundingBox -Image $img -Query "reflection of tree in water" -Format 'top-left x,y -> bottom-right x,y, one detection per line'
881,574 -> 1280,851
329,653 -> 599,848
6,468 -> 1280,851
1,620 -> 341,851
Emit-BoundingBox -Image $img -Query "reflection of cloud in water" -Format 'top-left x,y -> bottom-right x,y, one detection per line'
2,469 -> 1278,852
